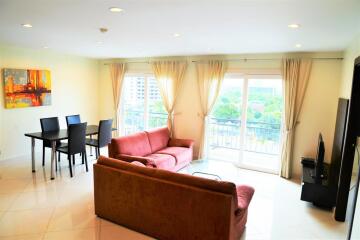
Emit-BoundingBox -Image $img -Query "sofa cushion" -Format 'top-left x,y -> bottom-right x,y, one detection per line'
156,147 -> 192,165
145,127 -> 170,153
145,153 -> 176,170
111,132 -> 152,157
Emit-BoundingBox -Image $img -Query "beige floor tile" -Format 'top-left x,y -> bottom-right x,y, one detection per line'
0,208 -> 53,237
0,179 -> 30,194
100,225 -> 154,240
23,178 -> 65,193
8,190 -> 60,211
43,228 -> 99,240
0,156 -> 349,240
0,233 -> 43,240
47,202 -> 99,231
0,193 -> 19,211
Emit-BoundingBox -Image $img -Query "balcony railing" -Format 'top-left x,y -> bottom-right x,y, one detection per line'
123,113 -> 281,156
209,117 -> 281,155
123,110 -> 167,135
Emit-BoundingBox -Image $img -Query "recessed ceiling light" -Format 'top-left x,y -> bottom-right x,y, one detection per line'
43,46 -> 49,49
173,33 -> 181,37
109,7 -> 123,12
22,23 -> 32,28
288,24 -> 300,29
295,43 -> 302,48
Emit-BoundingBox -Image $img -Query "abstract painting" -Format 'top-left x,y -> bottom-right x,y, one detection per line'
3,68 -> 51,108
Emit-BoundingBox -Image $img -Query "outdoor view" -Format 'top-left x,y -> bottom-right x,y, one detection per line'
122,76 -> 167,135
209,76 -> 283,173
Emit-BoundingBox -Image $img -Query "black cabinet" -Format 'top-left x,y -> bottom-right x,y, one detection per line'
301,163 -> 337,208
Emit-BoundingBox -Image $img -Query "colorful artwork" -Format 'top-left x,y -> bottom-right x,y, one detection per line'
3,69 -> 51,108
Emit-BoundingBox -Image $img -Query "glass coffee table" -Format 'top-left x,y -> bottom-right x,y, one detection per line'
192,171 -> 222,181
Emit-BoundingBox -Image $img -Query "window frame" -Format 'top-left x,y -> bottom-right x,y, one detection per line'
120,73 -> 165,135
208,71 -> 284,174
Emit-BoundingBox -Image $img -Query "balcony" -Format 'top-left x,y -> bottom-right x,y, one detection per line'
208,117 -> 281,172
123,111 -> 167,135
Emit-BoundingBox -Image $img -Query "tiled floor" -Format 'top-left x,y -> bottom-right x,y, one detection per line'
0,151 -> 348,240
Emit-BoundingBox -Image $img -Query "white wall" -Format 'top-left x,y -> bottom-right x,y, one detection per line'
0,44 -> 100,160
99,52 -> 343,177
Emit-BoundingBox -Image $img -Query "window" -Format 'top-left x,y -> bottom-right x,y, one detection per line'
121,74 -> 167,135
208,73 -> 283,174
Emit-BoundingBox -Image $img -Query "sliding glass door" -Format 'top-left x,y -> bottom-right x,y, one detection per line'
208,74 -> 283,174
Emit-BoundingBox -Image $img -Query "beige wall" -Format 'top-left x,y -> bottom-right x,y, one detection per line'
99,52 -> 343,177
0,44 -> 100,160
340,34 -> 360,98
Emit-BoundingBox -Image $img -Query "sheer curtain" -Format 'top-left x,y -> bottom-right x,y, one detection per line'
280,58 -> 312,178
196,60 -> 226,159
152,61 -> 187,136
109,63 -> 127,136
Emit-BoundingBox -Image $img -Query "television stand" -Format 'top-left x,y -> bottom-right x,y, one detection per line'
301,162 -> 337,208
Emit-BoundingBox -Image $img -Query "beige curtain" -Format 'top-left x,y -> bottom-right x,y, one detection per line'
152,61 -> 187,136
196,60 -> 226,159
109,63 -> 126,136
280,58 -> 312,178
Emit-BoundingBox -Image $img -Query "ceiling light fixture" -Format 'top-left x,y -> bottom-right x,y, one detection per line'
173,33 -> 180,37
22,23 -> 32,28
295,43 -> 302,48
109,7 -> 123,12
43,46 -> 49,49
288,23 -> 300,29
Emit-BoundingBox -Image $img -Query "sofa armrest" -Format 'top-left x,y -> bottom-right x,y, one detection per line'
235,185 -> 255,215
116,154 -> 156,167
168,138 -> 194,148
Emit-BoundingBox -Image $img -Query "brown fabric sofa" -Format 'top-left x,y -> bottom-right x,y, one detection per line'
108,127 -> 194,171
94,156 -> 255,240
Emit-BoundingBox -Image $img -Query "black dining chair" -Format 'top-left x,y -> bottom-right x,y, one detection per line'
66,114 -> 81,126
40,117 -> 64,166
86,119 -> 113,158
56,122 -> 88,177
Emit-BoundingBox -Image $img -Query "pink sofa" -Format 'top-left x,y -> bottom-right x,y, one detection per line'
108,127 -> 194,171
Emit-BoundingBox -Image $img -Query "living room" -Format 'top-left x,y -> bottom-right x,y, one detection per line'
1,0 -> 360,239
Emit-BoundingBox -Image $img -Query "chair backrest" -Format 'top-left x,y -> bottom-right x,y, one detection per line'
68,122 -> 87,155
66,114 -> 81,126
40,117 -> 60,132
98,119 -> 113,148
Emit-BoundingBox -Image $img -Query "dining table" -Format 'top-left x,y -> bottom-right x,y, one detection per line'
25,125 -> 116,180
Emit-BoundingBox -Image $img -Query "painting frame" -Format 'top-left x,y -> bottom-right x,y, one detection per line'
2,68 -> 52,109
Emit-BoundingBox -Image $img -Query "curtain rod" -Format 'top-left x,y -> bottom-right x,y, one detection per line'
103,61 -> 150,65
103,57 -> 343,65
191,57 -> 343,63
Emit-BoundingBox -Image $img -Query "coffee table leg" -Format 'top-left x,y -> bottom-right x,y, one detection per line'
31,137 -> 35,172
50,141 -> 56,180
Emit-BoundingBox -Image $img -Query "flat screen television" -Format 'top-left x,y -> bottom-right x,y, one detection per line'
314,133 -> 325,180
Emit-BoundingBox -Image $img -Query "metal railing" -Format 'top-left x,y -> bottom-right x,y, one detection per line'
209,117 -> 281,155
123,111 -> 167,135
123,113 -> 281,155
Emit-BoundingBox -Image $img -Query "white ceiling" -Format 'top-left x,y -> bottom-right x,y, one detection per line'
0,0 -> 359,58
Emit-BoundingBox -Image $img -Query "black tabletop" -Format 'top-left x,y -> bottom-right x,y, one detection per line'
24,125 -> 116,141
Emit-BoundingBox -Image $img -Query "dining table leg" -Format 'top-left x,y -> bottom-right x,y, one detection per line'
31,137 -> 35,172
89,134 -> 93,156
50,141 -> 56,180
